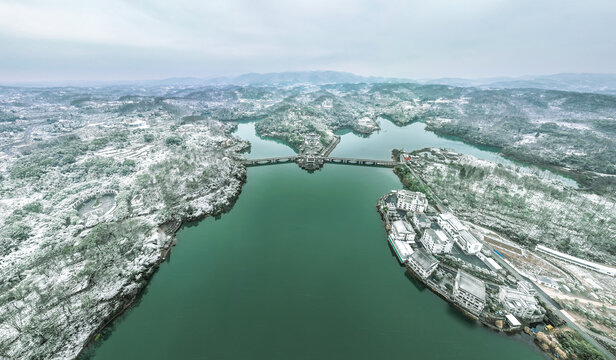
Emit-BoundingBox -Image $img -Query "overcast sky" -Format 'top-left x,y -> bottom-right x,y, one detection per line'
1,0 -> 615,82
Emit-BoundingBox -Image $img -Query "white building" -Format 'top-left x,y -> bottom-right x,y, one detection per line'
407,248 -> 439,279
388,237 -> 414,264
505,314 -> 522,329
411,212 -> 431,229
390,220 -> 416,243
420,228 -> 453,254
457,230 -> 483,255
485,257 -> 502,272
396,190 -> 428,213
477,252 -> 503,272
436,213 -> 482,254
453,270 -> 486,315
437,212 -> 467,236
499,287 -> 543,321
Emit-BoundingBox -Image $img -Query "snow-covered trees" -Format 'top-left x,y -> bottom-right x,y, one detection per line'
0,103 -> 246,359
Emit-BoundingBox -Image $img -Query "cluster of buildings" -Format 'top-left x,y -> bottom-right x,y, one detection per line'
386,190 -> 483,266
381,189 -> 544,326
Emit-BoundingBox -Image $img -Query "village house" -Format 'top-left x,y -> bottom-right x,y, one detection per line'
536,276 -> 559,290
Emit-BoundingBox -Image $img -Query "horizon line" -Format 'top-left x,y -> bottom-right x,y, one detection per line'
2,70 -> 616,88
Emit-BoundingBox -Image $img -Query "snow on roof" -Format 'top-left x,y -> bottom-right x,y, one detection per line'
394,240 -> 414,259
486,258 -> 502,271
410,248 -> 439,270
457,270 -> 486,301
459,230 -> 480,246
505,314 -> 521,327
425,228 -> 450,245
440,213 -> 467,231
392,220 -> 415,234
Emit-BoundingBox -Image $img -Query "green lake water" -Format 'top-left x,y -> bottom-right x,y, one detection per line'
87,121 -> 547,359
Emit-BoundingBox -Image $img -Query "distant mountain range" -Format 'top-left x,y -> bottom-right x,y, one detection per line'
419,73 -> 616,95
151,71 -> 405,87
4,71 -> 616,95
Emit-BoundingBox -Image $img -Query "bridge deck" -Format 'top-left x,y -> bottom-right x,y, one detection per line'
244,156 -> 399,168
324,157 -> 399,166
243,156 -> 297,163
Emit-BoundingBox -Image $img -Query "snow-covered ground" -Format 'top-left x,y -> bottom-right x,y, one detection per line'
407,148 -> 616,266
0,94 -> 248,359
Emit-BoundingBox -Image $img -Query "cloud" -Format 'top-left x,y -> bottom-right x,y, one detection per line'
0,0 -> 615,81
0,1 -> 174,47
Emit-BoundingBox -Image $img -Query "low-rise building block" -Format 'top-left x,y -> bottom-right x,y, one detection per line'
453,270 -> 486,315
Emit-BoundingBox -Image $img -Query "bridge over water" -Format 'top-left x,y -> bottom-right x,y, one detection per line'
243,156 -> 399,170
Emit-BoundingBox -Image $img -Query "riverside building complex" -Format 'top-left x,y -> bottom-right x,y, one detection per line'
378,187 -> 547,331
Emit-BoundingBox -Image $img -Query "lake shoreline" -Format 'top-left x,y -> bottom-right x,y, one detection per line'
85,121 -> 556,360
77,171 -> 247,359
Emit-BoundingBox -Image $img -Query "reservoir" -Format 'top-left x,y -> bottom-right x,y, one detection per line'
87,120 -> 546,359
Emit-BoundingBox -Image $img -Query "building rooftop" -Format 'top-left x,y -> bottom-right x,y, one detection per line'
501,287 -> 536,307
398,189 -> 426,200
410,248 -> 439,270
505,314 -> 521,327
459,230 -> 481,246
425,228 -> 450,245
415,213 -> 429,223
392,240 -> 414,261
433,229 -> 450,245
440,213 -> 467,231
392,220 -> 415,235
485,257 -> 503,271
457,270 -> 486,301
